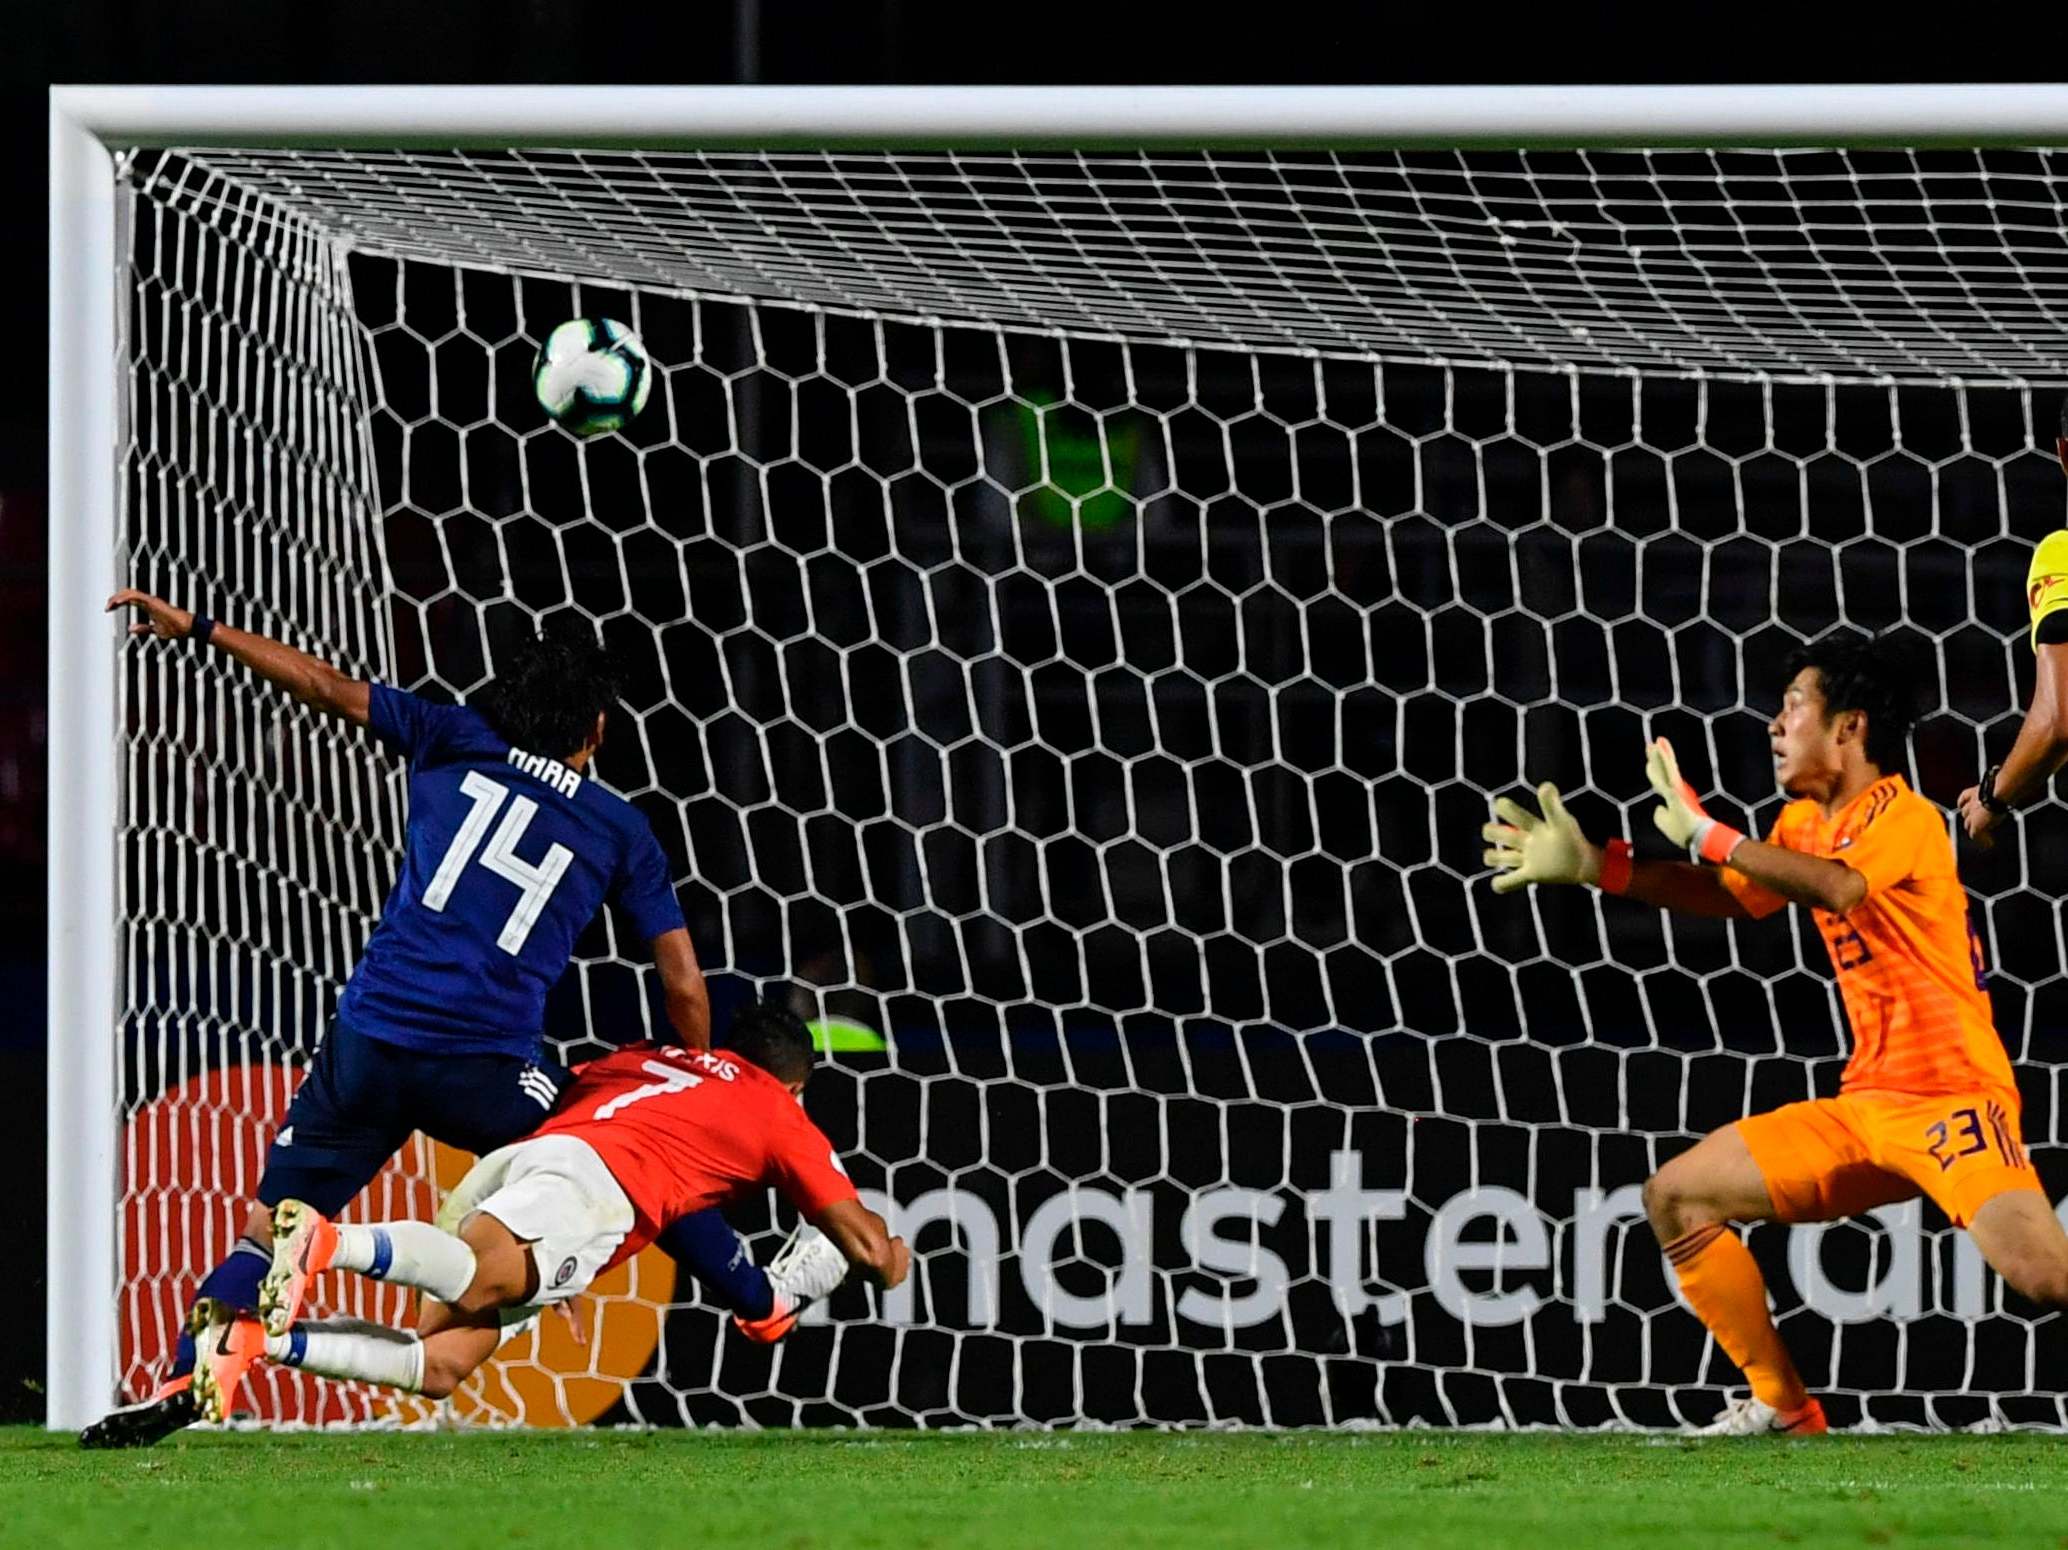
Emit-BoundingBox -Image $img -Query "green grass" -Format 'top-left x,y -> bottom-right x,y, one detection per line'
6,1427 -> 2068,1549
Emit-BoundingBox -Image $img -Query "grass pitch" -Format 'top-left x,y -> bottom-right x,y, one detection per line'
6,1426 -> 2067,1549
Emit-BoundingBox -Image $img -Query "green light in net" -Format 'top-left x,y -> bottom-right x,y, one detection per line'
807,1017 -> 888,1053
1011,390 -> 1141,533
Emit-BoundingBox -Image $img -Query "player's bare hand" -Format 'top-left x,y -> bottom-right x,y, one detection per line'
1956,785 -> 1999,849
105,588 -> 195,641
552,1294 -> 593,1348
881,1235 -> 911,1291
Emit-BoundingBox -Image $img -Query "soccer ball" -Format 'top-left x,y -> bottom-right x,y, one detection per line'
533,318 -> 653,438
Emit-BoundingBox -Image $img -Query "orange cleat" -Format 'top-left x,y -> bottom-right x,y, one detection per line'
260,1198 -> 339,1336
1778,1397 -> 1829,1435
732,1296 -> 799,1345
187,1298 -> 265,1423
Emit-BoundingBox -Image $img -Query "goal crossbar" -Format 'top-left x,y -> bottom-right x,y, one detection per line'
50,84 -> 2068,150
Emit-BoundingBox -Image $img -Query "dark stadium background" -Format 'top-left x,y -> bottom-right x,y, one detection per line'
3,2 -> 2061,1423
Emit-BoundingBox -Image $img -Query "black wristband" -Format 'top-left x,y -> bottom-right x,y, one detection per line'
1980,763 -> 2014,818
189,614 -> 215,647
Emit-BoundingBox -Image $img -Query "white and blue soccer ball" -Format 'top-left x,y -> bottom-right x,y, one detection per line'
533,318 -> 653,437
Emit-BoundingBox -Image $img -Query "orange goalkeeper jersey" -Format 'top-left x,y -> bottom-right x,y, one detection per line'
1717,775 -> 2016,1102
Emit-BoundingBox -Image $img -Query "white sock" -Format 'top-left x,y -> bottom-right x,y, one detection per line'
333,1221 -> 478,1303
267,1317 -> 426,1394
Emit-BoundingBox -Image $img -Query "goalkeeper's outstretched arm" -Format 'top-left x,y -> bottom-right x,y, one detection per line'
106,588 -> 371,727
1480,782 -> 1751,919
1484,737 -> 1864,919
1616,858 -> 1756,919
1643,735 -> 1862,914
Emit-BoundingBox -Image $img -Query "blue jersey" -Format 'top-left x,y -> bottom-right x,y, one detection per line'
335,685 -> 686,1057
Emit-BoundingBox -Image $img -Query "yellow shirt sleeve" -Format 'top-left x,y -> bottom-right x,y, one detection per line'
2027,530 -> 2068,648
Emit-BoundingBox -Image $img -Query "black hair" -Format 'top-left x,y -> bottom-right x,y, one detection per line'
471,626 -> 622,759
724,999 -> 816,1085
2057,392 -> 2068,441
1782,628 -> 1930,775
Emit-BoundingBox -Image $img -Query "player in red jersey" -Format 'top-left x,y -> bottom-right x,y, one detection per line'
186,1003 -> 908,1414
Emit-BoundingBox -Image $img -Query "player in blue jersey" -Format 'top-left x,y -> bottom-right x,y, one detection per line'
82,592 -> 807,1446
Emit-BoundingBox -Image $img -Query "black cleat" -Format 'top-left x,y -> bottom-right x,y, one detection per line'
78,1387 -> 199,1449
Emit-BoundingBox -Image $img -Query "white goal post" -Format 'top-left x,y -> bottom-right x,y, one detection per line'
48,83 -> 2068,1435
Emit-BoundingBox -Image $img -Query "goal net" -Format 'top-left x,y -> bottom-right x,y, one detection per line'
111,143 -> 2068,1430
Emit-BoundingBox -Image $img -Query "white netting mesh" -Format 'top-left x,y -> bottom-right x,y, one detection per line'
173,147 -> 2068,381
115,144 -> 2068,1431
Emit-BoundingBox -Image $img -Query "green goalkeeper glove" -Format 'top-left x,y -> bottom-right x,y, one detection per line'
1481,783 -> 1602,894
1644,736 -> 1746,865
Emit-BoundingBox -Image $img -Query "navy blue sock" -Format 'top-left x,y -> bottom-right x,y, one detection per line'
656,1209 -> 772,1319
170,1235 -> 272,1378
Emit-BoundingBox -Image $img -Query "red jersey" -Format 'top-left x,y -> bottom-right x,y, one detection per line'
532,1044 -> 858,1269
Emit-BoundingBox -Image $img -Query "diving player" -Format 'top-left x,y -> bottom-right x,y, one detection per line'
192,1003 -> 905,1414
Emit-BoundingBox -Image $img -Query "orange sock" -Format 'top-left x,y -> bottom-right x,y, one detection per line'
1665,1224 -> 1808,1413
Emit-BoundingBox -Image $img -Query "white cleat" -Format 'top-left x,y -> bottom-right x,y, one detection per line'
767,1223 -> 852,1306
1691,1395 -> 1828,1437
732,1223 -> 853,1345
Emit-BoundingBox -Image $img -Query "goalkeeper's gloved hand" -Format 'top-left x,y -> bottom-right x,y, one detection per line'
1481,782 -> 1602,894
1644,737 -> 1746,865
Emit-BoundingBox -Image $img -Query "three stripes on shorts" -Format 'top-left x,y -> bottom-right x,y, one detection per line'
518,1066 -> 559,1112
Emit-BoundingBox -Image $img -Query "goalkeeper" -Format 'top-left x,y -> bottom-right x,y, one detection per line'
1484,630 -> 2068,1436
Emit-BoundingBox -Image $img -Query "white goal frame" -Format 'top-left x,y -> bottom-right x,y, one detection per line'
46,80 -> 2068,1434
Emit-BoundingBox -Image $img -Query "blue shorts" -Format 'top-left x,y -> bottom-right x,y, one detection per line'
258,1021 -> 570,1215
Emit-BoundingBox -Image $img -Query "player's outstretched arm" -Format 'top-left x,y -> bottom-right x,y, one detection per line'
1958,641 -> 2068,843
1482,781 -> 1753,918
1693,835 -> 1863,913
651,927 -> 712,1050
106,589 -> 371,727
1646,736 -> 1862,915
811,1197 -> 911,1291
1615,859 -> 1758,918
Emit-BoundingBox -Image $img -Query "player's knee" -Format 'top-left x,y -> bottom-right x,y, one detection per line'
1640,1169 -> 1668,1219
1642,1164 -> 1725,1242
1642,1168 -> 1690,1238
449,1263 -> 524,1316
454,1212 -> 535,1310
417,1350 -> 465,1400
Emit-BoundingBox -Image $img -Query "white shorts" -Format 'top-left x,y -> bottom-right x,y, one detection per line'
437,1133 -> 635,1309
